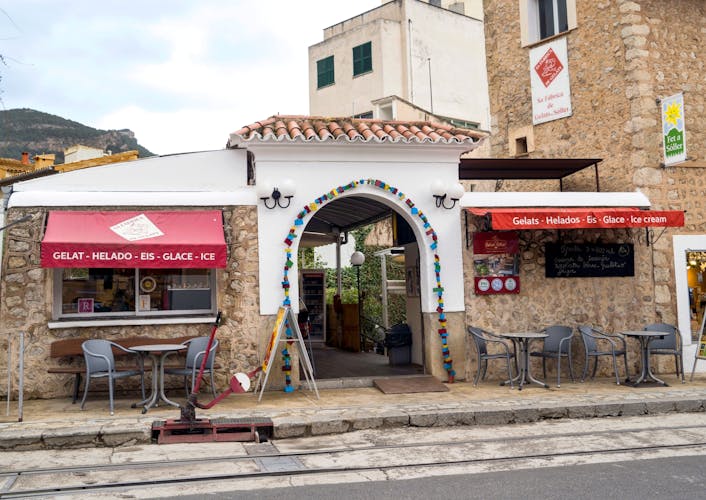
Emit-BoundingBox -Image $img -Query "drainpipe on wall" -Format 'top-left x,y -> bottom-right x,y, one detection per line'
408,19 -> 414,103
0,187 -> 32,281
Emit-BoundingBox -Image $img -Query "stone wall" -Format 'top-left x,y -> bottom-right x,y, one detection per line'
476,0 -> 706,379
0,206 -> 262,400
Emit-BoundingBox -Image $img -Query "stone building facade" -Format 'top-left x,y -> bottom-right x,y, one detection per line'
0,206 -> 262,399
1,119 -> 488,400
465,0 -> 706,378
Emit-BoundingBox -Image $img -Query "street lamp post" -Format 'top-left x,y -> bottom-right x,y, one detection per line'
350,251 -> 365,351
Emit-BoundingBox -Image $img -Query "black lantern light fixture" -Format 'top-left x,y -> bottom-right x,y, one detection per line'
431,180 -> 465,209
257,179 -> 296,209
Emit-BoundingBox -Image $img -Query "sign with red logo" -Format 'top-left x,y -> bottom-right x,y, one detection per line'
534,48 -> 564,87
473,231 -> 519,254
473,232 -> 520,295
530,37 -> 572,124
77,298 -> 94,313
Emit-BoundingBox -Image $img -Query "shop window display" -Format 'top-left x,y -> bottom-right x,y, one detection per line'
57,267 -> 215,318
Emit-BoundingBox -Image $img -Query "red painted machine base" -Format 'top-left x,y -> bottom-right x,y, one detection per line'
152,417 -> 273,444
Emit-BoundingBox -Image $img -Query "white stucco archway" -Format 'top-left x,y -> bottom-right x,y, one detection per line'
272,176 -> 463,380
253,143 -> 468,318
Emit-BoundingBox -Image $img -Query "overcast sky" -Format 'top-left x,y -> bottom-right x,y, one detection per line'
0,1 -> 381,155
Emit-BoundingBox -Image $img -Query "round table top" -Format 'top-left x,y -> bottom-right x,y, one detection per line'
621,331 -> 667,338
501,332 -> 548,339
129,344 -> 187,353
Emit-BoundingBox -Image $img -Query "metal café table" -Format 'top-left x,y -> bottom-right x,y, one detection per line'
621,331 -> 668,387
130,344 -> 187,413
500,332 -> 549,390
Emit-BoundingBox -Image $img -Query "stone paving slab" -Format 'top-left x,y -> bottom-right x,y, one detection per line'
1,381 -> 705,450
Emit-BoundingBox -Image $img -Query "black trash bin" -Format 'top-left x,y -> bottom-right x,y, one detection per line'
384,323 -> 412,366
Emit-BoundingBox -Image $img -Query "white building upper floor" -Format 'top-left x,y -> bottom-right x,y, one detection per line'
308,0 -> 489,130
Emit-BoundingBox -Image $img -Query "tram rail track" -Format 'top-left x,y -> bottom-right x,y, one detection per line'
2,423 -> 706,498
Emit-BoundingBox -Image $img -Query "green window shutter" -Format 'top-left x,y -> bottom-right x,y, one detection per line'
317,56 -> 335,88
352,42 -> 372,76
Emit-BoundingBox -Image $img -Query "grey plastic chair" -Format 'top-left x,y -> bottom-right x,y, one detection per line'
644,323 -> 684,383
530,325 -> 574,387
164,337 -> 219,397
80,339 -> 145,415
578,326 -> 628,385
468,326 -> 516,389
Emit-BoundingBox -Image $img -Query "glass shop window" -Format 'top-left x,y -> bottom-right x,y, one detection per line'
56,268 -> 216,318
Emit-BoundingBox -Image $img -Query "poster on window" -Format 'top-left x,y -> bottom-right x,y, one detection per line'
77,298 -> 94,313
473,232 -> 520,295
138,294 -> 151,311
661,92 -> 686,166
530,37 -> 572,125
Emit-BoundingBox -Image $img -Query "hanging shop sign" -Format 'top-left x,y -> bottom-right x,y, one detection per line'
661,92 -> 686,166
41,210 -> 227,268
469,208 -> 685,231
530,37 -> 572,125
473,231 -> 520,294
545,243 -> 634,278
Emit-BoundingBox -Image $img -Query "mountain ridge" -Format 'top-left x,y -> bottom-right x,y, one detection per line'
0,108 -> 154,163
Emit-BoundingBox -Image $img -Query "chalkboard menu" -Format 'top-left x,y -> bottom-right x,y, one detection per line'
545,243 -> 634,278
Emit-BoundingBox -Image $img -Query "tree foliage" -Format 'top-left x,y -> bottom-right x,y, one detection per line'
320,225 -> 407,341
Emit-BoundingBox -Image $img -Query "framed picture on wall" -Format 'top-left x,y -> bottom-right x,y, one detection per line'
406,266 -> 419,297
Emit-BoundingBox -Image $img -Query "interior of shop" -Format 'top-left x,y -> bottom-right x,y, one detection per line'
687,250 -> 706,340
297,195 -> 424,382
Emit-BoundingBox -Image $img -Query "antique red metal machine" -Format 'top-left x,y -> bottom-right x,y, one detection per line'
152,312 -> 273,444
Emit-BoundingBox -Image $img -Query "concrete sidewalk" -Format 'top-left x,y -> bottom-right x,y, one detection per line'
2,374 -> 705,450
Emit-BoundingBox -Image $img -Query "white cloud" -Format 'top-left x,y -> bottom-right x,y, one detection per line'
96,106 -> 226,154
2,0 -> 381,155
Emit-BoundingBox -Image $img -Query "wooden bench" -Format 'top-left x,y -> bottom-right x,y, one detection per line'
49,336 -> 199,403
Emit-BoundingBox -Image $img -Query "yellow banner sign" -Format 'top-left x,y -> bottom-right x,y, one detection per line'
262,307 -> 286,373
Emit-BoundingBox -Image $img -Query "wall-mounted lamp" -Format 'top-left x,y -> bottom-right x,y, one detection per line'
431,180 -> 465,209
257,179 -> 295,209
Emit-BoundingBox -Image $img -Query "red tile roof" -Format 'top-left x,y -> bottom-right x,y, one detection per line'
229,115 -> 487,146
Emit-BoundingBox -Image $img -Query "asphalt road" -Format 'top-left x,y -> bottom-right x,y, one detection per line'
189,455 -> 706,500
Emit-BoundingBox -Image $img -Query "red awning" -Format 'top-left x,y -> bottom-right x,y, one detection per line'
467,208 -> 685,230
41,210 -> 227,268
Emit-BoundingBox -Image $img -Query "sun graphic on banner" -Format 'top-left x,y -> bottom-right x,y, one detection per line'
664,102 -> 681,126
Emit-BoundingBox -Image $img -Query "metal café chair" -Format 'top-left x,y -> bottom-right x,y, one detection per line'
164,337 -> 219,397
530,325 -> 574,387
644,323 -> 684,383
468,326 -> 516,388
80,339 -> 145,415
578,326 -> 628,385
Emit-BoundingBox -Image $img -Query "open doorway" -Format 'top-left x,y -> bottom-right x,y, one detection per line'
297,195 -> 425,381
673,235 -> 706,372
685,251 -> 706,341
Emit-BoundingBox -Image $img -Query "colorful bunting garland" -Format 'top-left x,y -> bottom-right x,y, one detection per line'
281,320 -> 294,392
280,179 -> 455,385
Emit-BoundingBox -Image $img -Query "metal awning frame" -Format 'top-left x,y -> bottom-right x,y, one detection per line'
459,158 -> 603,191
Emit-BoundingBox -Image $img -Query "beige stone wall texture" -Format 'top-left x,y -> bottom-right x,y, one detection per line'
473,0 -> 706,380
0,206 -> 262,400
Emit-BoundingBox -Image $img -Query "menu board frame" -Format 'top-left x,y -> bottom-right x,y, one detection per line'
545,242 -> 634,278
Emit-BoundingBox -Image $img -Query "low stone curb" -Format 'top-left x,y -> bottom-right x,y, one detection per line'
1,393 -> 705,450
